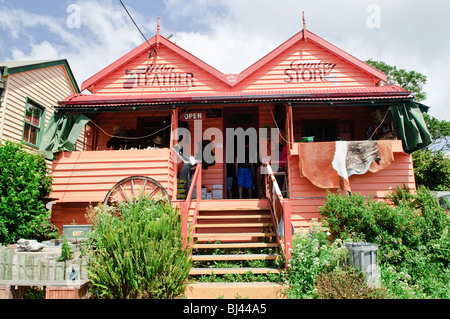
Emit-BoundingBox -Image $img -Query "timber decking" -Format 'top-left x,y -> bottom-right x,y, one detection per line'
189,202 -> 284,276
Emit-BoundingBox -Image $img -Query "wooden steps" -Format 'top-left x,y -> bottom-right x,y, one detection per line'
192,207 -> 273,235
184,282 -> 287,299
188,202 -> 284,278
197,213 -> 269,219
191,254 -> 280,261
194,232 -> 276,243
189,267 -> 284,275
194,232 -> 276,238
193,242 -> 279,249
195,222 -> 272,228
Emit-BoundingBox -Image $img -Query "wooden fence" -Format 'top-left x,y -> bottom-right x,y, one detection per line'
0,245 -> 89,281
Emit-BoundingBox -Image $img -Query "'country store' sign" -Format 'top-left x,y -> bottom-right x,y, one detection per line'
284,60 -> 336,83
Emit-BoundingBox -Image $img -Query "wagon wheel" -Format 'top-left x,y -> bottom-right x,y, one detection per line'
104,176 -> 170,205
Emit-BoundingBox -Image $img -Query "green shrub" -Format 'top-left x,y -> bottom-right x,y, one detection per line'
319,187 -> 450,298
286,220 -> 348,299
87,196 -> 192,299
315,268 -> 389,299
0,141 -> 56,244
412,149 -> 450,191
57,237 -> 73,262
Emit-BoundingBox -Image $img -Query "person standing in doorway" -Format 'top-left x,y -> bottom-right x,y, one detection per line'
235,138 -> 255,199
227,162 -> 235,199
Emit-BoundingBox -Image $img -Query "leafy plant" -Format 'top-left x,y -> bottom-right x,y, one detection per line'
87,196 -> 193,299
319,187 -> 450,298
0,141 -> 57,244
315,268 -> 388,299
286,220 -> 348,299
412,149 -> 450,190
366,59 -> 427,102
57,237 -> 73,262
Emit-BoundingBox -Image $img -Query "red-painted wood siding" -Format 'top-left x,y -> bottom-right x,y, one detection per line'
287,140 -> 415,230
234,40 -> 375,92
176,105 -> 226,196
201,118 -> 224,196
199,104 -> 279,196
88,109 -> 173,151
51,148 -> 172,203
173,104 -> 277,196
90,45 -> 231,95
259,105 -> 276,128
88,36 -> 376,97
51,202 -> 96,233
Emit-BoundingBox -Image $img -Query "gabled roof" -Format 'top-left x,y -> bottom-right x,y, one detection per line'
81,27 -> 387,93
237,29 -> 387,85
81,34 -> 232,92
0,59 -> 80,93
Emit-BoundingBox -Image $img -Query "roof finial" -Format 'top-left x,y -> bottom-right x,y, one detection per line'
156,17 -> 160,49
302,11 -> 308,43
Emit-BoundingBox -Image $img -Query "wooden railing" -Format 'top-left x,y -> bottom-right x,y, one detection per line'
264,163 -> 293,262
169,148 -> 179,202
180,163 -> 202,248
287,104 -> 294,154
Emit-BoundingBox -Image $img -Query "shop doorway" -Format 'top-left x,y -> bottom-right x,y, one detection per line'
223,107 -> 259,199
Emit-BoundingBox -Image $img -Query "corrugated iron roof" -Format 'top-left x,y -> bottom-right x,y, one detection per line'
57,85 -> 412,110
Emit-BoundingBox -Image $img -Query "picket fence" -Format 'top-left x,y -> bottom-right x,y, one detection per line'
0,245 -> 89,281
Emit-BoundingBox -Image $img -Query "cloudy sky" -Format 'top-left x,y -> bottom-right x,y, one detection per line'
0,0 -> 449,120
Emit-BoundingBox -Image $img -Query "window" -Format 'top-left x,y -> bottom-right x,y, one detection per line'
136,116 -> 171,148
303,120 -> 338,142
23,99 -> 45,147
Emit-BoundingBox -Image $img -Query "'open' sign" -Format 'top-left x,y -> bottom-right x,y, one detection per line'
183,112 -> 205,121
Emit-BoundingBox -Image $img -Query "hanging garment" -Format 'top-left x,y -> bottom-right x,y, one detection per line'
390,103 -> 432,154
39,112 -> 90,160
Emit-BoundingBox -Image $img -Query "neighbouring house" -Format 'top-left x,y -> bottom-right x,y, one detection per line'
43,21 -> 431,273
0,59 -> 83,155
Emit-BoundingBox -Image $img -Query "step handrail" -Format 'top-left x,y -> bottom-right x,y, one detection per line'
181,163 -> 202,247
264,163 -> 292,262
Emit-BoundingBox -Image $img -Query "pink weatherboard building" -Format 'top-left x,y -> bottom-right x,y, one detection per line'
42,21 -> 430,275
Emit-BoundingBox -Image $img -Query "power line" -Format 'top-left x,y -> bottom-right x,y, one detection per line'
119,0 -> 156,57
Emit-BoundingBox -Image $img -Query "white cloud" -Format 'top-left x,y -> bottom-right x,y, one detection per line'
0,0 -> 156,87
0,0 -> 449,120
162,0 -> 450,120
11,41 -> 60,61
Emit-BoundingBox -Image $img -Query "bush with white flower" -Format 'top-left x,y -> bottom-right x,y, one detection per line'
286,219 -> 348,299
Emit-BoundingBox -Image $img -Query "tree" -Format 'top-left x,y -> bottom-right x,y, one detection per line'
366,59 -> 450,151
0,141 -> 57,244
366,59 -> 450,189
412,149 -> 450,190
366,59 -> 427,102
422,113 -> 450,152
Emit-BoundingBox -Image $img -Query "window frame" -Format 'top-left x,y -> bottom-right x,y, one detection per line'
22,97 -> 46,148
